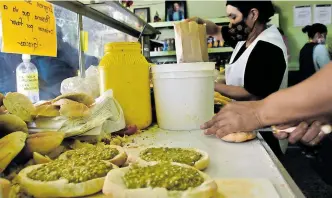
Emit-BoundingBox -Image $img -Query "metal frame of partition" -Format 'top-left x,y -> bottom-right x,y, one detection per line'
49,0 -> 160,76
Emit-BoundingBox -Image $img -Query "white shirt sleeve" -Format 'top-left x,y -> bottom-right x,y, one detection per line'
313,44 -> 331,70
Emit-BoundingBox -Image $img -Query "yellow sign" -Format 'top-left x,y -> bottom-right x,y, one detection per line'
0,0 -> 57,57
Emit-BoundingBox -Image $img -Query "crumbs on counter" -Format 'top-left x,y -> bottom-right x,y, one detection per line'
140,124 -> 159,133
101,134 -> 131,147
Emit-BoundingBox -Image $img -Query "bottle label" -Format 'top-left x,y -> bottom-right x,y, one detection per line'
17,72 -> 39,91
17,72 -> 39,103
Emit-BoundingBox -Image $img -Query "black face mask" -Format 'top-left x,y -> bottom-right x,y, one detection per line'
228,19 -> 251,41
228,11 -> 256,42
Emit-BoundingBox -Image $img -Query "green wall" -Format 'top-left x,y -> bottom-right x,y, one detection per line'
273,1 -> 332,70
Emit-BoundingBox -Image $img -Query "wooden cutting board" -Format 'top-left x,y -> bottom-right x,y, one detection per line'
215,178 -> 280,198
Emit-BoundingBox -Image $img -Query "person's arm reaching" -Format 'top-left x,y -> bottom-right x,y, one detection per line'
258,62 -> 332,126
186,17 -> 238,49
201,62 -> 332,139
215,83 -> 257,101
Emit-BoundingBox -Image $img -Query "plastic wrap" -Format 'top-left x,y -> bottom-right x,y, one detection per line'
60,66 -> 100,98
29,90 -> 126,137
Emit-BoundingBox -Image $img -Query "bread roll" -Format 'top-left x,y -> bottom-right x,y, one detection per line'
3,92 -> 36,122
220,132 -> 257,143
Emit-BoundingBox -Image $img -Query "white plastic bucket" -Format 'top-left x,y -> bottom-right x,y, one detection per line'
151,62 -> 215,131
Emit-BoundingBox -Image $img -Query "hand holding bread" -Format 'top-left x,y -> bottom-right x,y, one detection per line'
208,95 -> 261,142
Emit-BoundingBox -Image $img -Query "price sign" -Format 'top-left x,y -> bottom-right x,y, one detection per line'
0,0 -> 57,57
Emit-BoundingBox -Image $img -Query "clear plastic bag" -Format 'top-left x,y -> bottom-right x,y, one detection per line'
60,66 -> 100,98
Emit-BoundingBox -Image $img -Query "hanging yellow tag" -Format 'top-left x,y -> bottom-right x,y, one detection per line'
0,0 -> 57,57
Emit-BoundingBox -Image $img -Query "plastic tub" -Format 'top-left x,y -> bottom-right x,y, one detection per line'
151,62 -> 214,131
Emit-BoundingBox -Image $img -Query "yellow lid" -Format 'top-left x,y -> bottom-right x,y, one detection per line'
104,42 -> 141,53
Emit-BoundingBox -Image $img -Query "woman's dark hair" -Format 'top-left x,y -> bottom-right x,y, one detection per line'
226,1 -> 275,24
302,23 -> 327,38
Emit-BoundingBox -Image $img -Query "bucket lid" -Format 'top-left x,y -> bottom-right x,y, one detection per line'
151,62 -> 215,73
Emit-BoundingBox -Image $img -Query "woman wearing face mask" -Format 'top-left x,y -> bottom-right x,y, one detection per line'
298,23 -> 330,83
188,1 -> 288,156
188,1 -> 287,101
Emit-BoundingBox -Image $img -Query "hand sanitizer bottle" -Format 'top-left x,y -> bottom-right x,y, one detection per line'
16,54 -> 39,103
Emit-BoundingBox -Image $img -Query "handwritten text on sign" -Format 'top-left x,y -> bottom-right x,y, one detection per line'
1,0 -> 57,57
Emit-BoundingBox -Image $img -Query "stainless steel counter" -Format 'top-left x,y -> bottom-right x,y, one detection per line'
126,127 -> 305,198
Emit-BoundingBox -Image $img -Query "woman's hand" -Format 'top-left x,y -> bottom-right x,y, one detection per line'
185,17 -> 205,24
201,101 -> 264,138
185,17 -> 222,39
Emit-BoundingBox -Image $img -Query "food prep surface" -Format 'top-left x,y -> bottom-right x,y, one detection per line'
126,128 -> 305,198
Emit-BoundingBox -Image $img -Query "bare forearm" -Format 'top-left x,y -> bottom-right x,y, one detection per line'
215,83 -> 256,101
258,62 -> 332,126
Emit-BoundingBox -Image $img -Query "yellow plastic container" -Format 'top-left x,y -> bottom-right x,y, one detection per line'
99,42 -> 151,129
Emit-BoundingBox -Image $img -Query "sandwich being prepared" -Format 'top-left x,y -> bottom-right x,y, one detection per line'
103,162 -> 217,198
18,158 -> 117,197
133,147 -> 209,170
59,144 -> 127,167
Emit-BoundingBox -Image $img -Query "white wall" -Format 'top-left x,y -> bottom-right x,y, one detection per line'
131,0 -> 227,22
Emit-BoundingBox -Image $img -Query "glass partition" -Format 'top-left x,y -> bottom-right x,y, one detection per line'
82,16 -> 136,58
0,4 -> 138,100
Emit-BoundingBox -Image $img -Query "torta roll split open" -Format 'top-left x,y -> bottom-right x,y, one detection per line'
18,160 -> 117,197
58,144 -> 128,167
129,147 -> 210,170
103,162 -> 218,198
